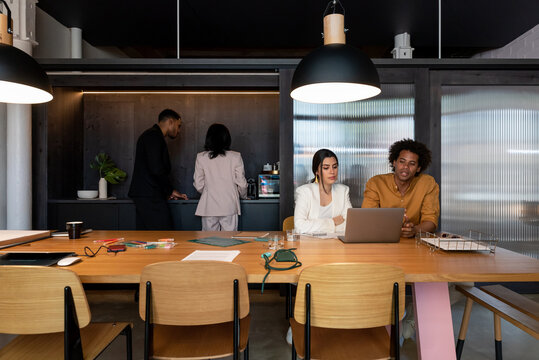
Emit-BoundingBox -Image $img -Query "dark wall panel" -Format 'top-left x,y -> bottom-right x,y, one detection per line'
83,93 -> 279,199
47,88 -> 84,199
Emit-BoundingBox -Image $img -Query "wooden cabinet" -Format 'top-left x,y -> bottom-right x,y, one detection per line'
48,199 -> 279,231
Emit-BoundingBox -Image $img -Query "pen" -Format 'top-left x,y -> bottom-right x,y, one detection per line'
125,242 -> 143,248
94,237 -> 124,243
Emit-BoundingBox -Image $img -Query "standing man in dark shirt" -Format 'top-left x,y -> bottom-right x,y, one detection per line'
128,109 -> 188,230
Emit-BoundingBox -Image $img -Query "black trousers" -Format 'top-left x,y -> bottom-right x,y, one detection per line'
132,197 -> 173,230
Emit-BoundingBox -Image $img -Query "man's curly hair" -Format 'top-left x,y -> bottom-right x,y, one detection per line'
388,138 -> 431,175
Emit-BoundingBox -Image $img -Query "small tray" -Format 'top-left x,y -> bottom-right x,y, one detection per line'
417,230 -> 498,253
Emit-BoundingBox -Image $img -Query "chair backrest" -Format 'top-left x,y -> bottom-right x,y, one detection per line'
139,261 -> 250,326
294,263 -> 405,329
0,266 -> 91,334
282,216 -> 294,231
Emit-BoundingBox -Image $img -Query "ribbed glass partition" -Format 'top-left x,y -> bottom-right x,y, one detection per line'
293,84 -> 414,207
441,86 -> 539,258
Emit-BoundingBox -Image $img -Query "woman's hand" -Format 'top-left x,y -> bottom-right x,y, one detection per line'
333,215 -> 344,226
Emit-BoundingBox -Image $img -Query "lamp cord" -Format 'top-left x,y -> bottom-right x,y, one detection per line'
323,0 -> 345,17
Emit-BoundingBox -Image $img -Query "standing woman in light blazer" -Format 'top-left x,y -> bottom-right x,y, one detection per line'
294,149 -> 352,233
194,124 -> 248,231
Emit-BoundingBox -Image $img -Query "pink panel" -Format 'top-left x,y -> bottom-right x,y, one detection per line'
413,282 -> 456,360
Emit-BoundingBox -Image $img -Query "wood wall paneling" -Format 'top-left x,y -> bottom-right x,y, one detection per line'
83,96 -> 135,197
46,88 -> 84,199
82,93 -> 279,199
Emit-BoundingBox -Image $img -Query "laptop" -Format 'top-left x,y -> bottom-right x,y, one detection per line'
0,252 -> 76,266
338,208 -> 405,243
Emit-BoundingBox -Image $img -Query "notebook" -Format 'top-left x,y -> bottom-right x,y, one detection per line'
0,230 -> 51,249
338,208 -> 405,243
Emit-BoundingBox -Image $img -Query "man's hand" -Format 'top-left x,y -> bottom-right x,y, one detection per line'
401,213 -> 416,237
401,221 -> 416,237
169,190 -> 188,200
333,215 -> 345,226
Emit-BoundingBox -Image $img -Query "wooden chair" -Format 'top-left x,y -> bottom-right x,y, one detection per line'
455,284 -> 539,360
290,263 -> 405,360
0,266 -> 132,360
283,216 -> 295,231
139,261 -> 251,360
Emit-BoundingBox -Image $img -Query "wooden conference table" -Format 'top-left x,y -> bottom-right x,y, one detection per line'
6,230 -> 539,360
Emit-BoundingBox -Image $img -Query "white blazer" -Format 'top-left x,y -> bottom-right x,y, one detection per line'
294,182 -> 352,234
193,151 -> 248,216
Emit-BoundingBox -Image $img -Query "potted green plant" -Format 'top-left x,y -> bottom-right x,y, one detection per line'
90,153 -> 127,199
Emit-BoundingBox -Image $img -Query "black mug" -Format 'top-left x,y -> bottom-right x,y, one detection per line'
66,221 -> 83,239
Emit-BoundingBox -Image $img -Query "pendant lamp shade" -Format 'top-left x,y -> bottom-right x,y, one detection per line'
291,43 -> 380,104
0,43 -> 53,104
290,1 -> 381,104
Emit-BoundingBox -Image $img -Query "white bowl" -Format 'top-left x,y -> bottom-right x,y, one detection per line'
77,190 -> 98,199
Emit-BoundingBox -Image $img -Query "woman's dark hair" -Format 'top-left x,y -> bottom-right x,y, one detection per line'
311,149 -> 338,192
388,138 -> 431,175
204,123 -> 231,159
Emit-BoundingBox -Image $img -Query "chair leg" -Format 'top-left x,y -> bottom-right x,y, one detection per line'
233,279 -> 240,360
391,282 -> 400,360
305,283 -> 311,360
243,340 -> 249,360
122,325 -> 133,360
494,313 -> 503,360
64,286 -> 83,360
291,341 -> 297,360
456,297 -> 473,360
144,281 -> 152,360
286,283 -> 292,318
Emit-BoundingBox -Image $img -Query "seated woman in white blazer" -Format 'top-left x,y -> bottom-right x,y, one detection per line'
294,149 -> 352,234
194,123 -> 247,231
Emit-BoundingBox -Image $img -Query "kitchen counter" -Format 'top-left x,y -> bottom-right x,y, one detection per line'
48,199 -> 280,231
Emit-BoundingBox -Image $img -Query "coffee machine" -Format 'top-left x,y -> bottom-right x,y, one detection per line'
247,178 -> 257,199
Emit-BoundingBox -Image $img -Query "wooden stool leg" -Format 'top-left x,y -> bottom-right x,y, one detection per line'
494,313 -> 503,360
456,297 -> 473,360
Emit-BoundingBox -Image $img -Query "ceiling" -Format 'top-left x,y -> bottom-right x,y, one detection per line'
36,0 -> 539,59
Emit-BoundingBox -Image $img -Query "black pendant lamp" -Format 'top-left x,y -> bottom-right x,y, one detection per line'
291,0 -> 380,104
0,0 -> 52,104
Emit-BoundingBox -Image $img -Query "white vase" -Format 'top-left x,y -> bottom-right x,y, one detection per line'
99,177 -> 108,199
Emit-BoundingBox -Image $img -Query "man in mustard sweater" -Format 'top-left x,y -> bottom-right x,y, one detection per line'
362,138 -> 440,237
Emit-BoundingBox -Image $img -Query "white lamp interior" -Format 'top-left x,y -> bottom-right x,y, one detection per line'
0,80 -> 54,104
291,82 -> 381,104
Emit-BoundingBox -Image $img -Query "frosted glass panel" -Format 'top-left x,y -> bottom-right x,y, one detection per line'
293,84 -> 414,207
441,86 -> 539,258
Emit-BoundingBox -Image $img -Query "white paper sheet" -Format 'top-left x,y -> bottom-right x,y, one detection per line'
182,250 -> 240,262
